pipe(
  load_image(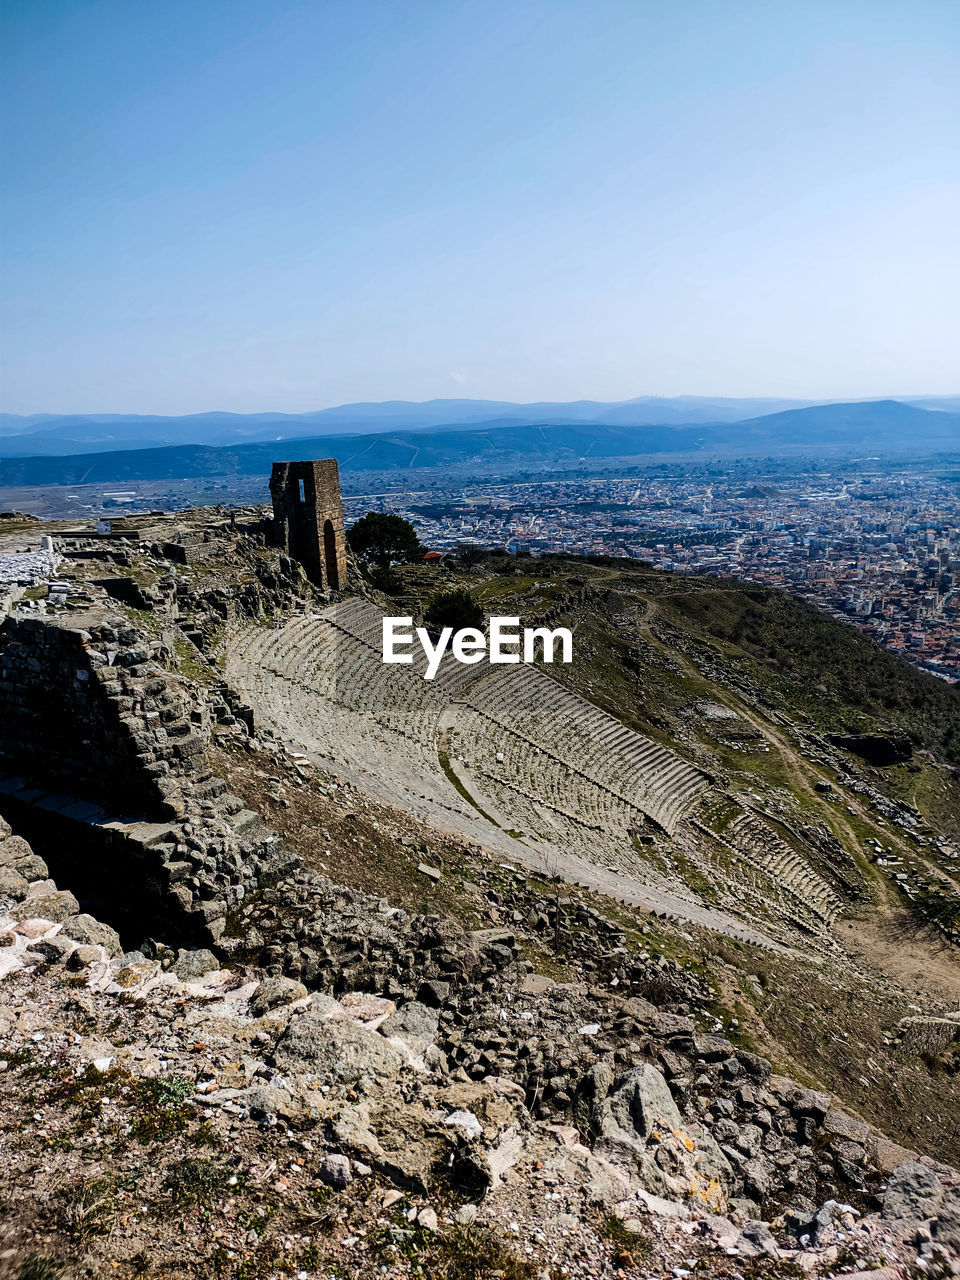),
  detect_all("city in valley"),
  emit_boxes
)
[5,458,960,682]
[352,467,960,683]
